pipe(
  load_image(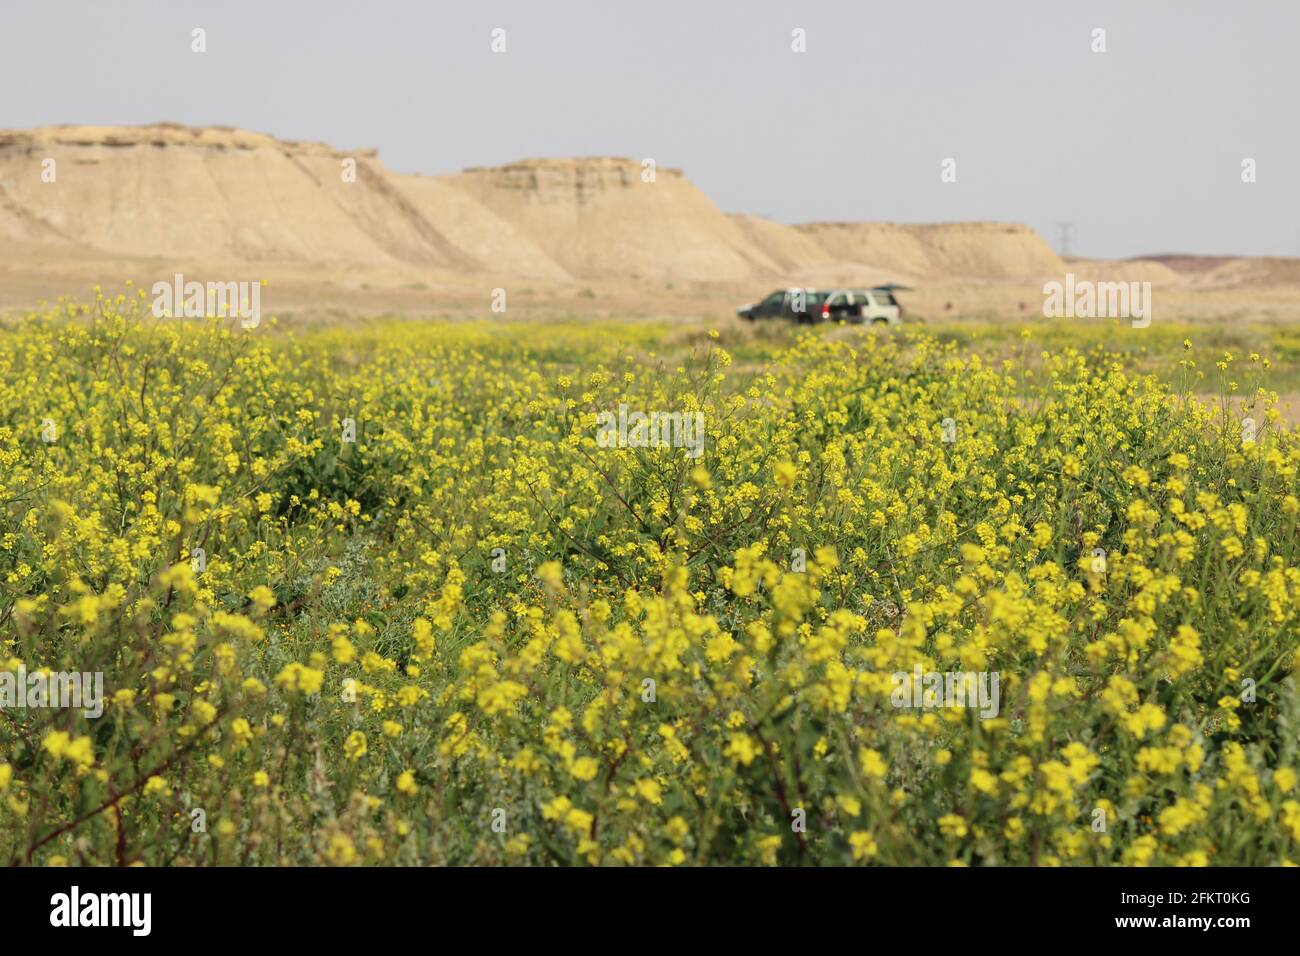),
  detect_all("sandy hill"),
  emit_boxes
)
[1190,257,1300,290]
[5,123,1285,294]
[1119,253,1300,290]
[1134,254,1237,275]
[1065,258,1184,285]
[795,222,1066,280]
